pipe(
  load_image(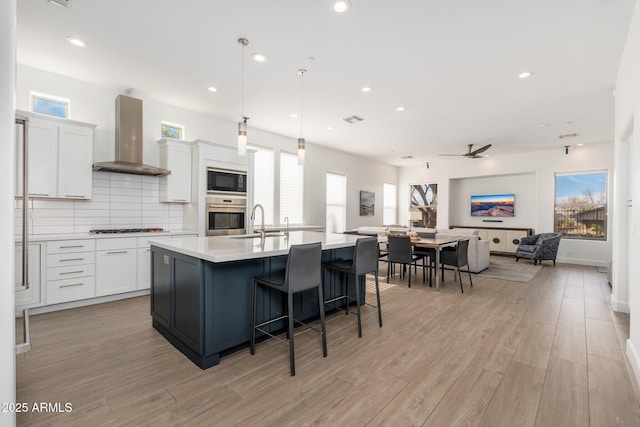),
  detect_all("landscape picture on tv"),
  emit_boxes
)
[471,193,515,217]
